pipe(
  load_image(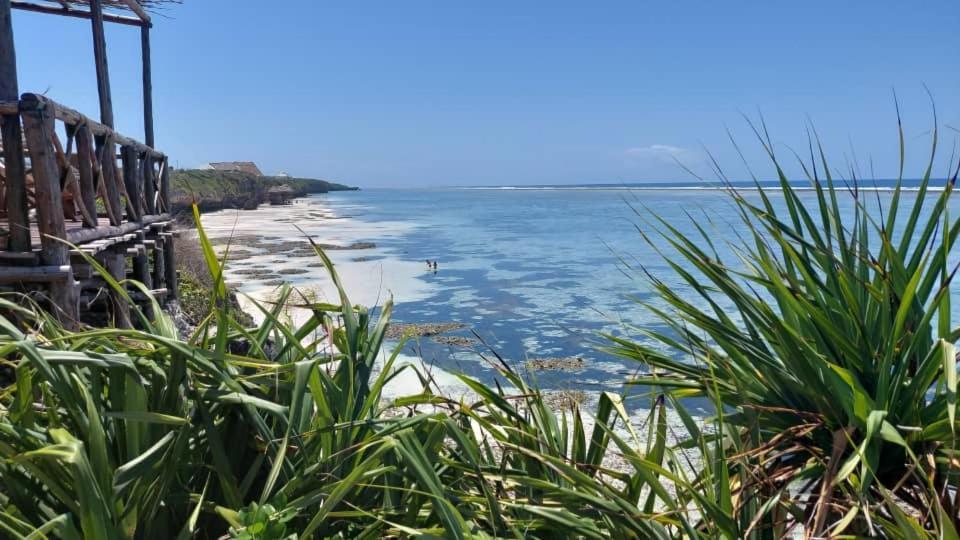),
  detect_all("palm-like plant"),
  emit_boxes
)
[609,114,960,537]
